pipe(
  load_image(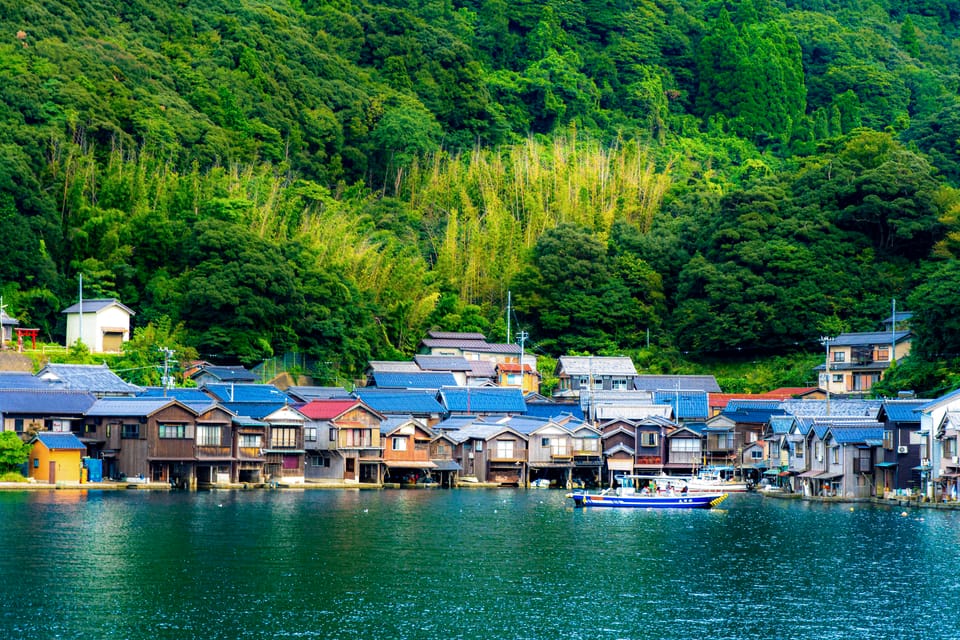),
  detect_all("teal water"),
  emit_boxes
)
[0,489,955,639]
